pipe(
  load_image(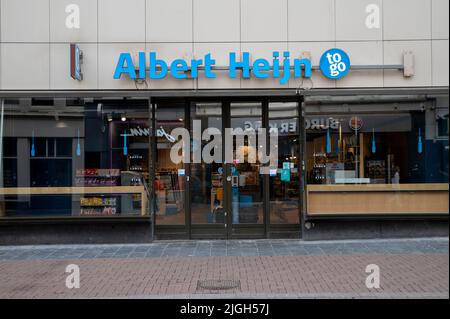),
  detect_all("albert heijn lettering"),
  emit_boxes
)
[114,48,351,83]
[113,51,313,85]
